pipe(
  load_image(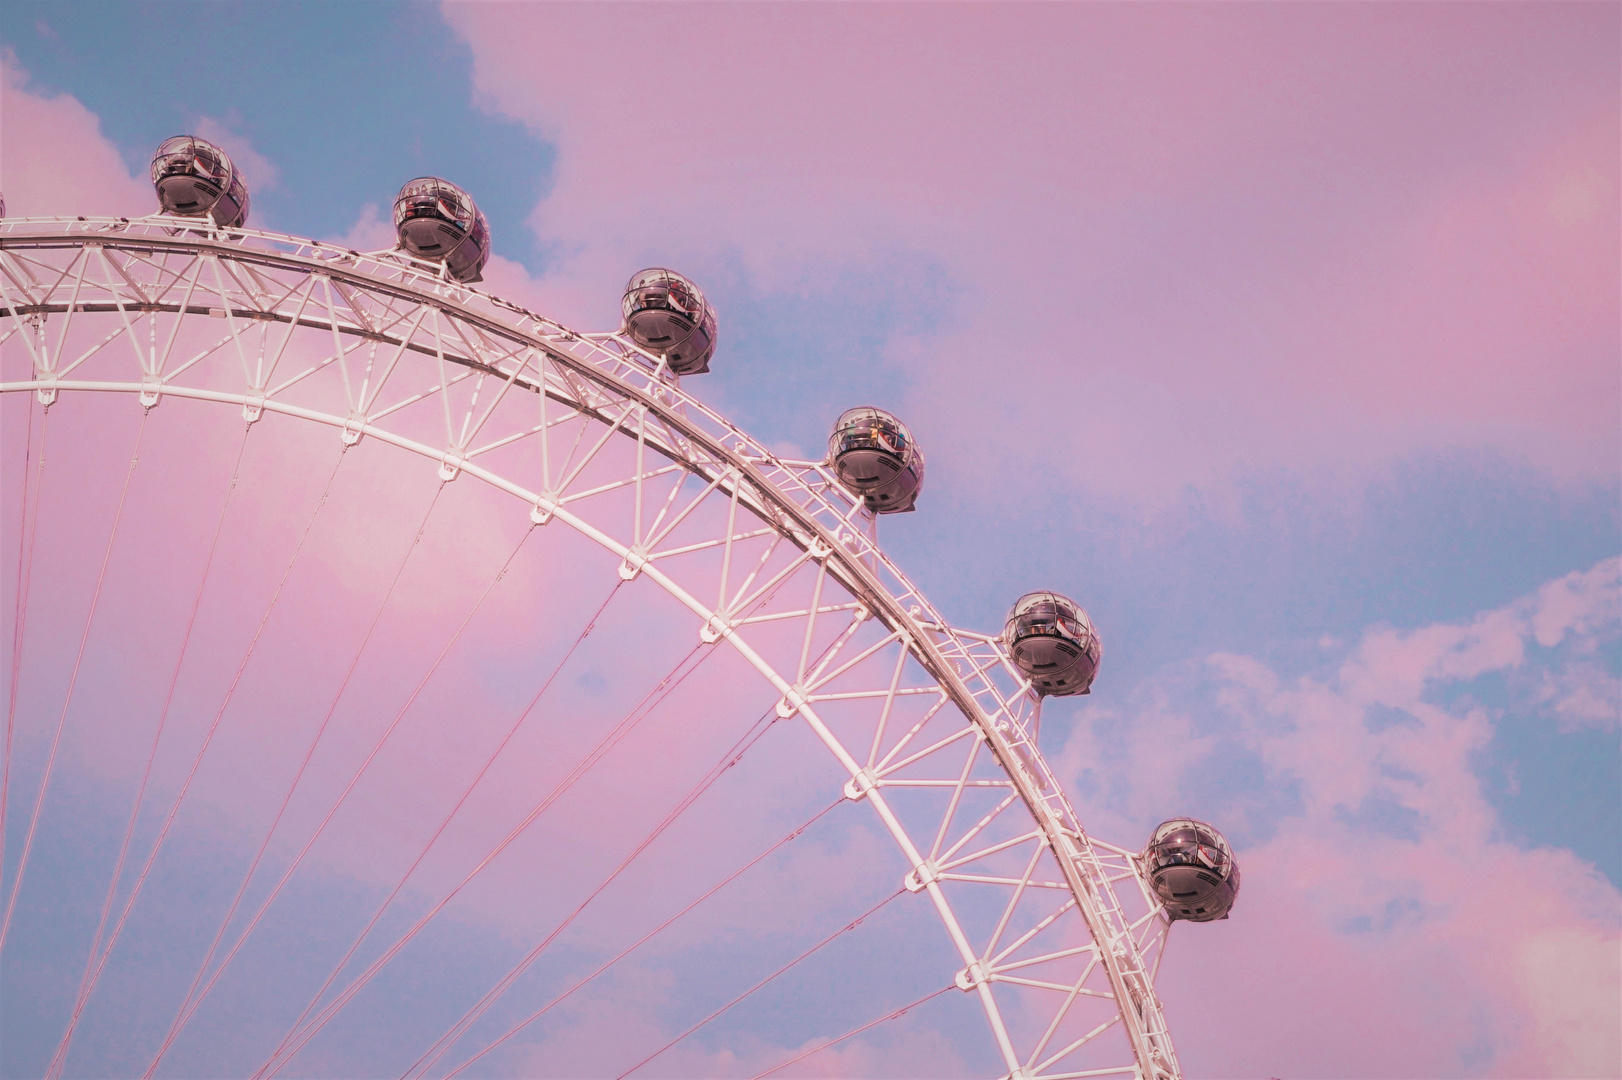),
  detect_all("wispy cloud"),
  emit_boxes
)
[1054,557,1621,1076]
